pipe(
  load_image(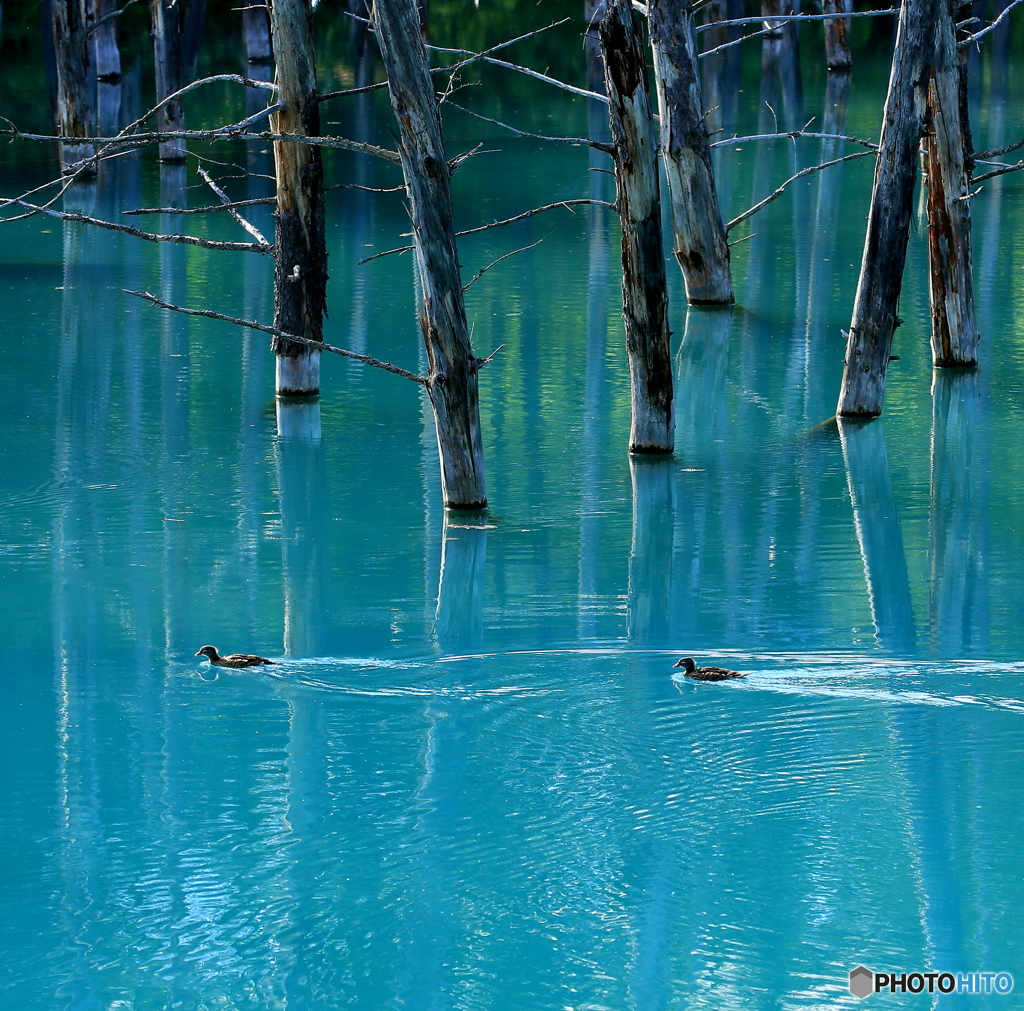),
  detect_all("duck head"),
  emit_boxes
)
[673,657,696,673]
[195,645,219,660]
